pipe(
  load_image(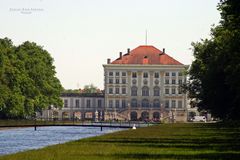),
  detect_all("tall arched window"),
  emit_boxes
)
[131,86,138,96]
[153,99,160,108]
[141,111,149,120]
[142,99,149,108]
[153,112,160,119]
[131,99,138,108]
[130,111,138,121]
[142,86,149,96]
[153,86,160,96]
